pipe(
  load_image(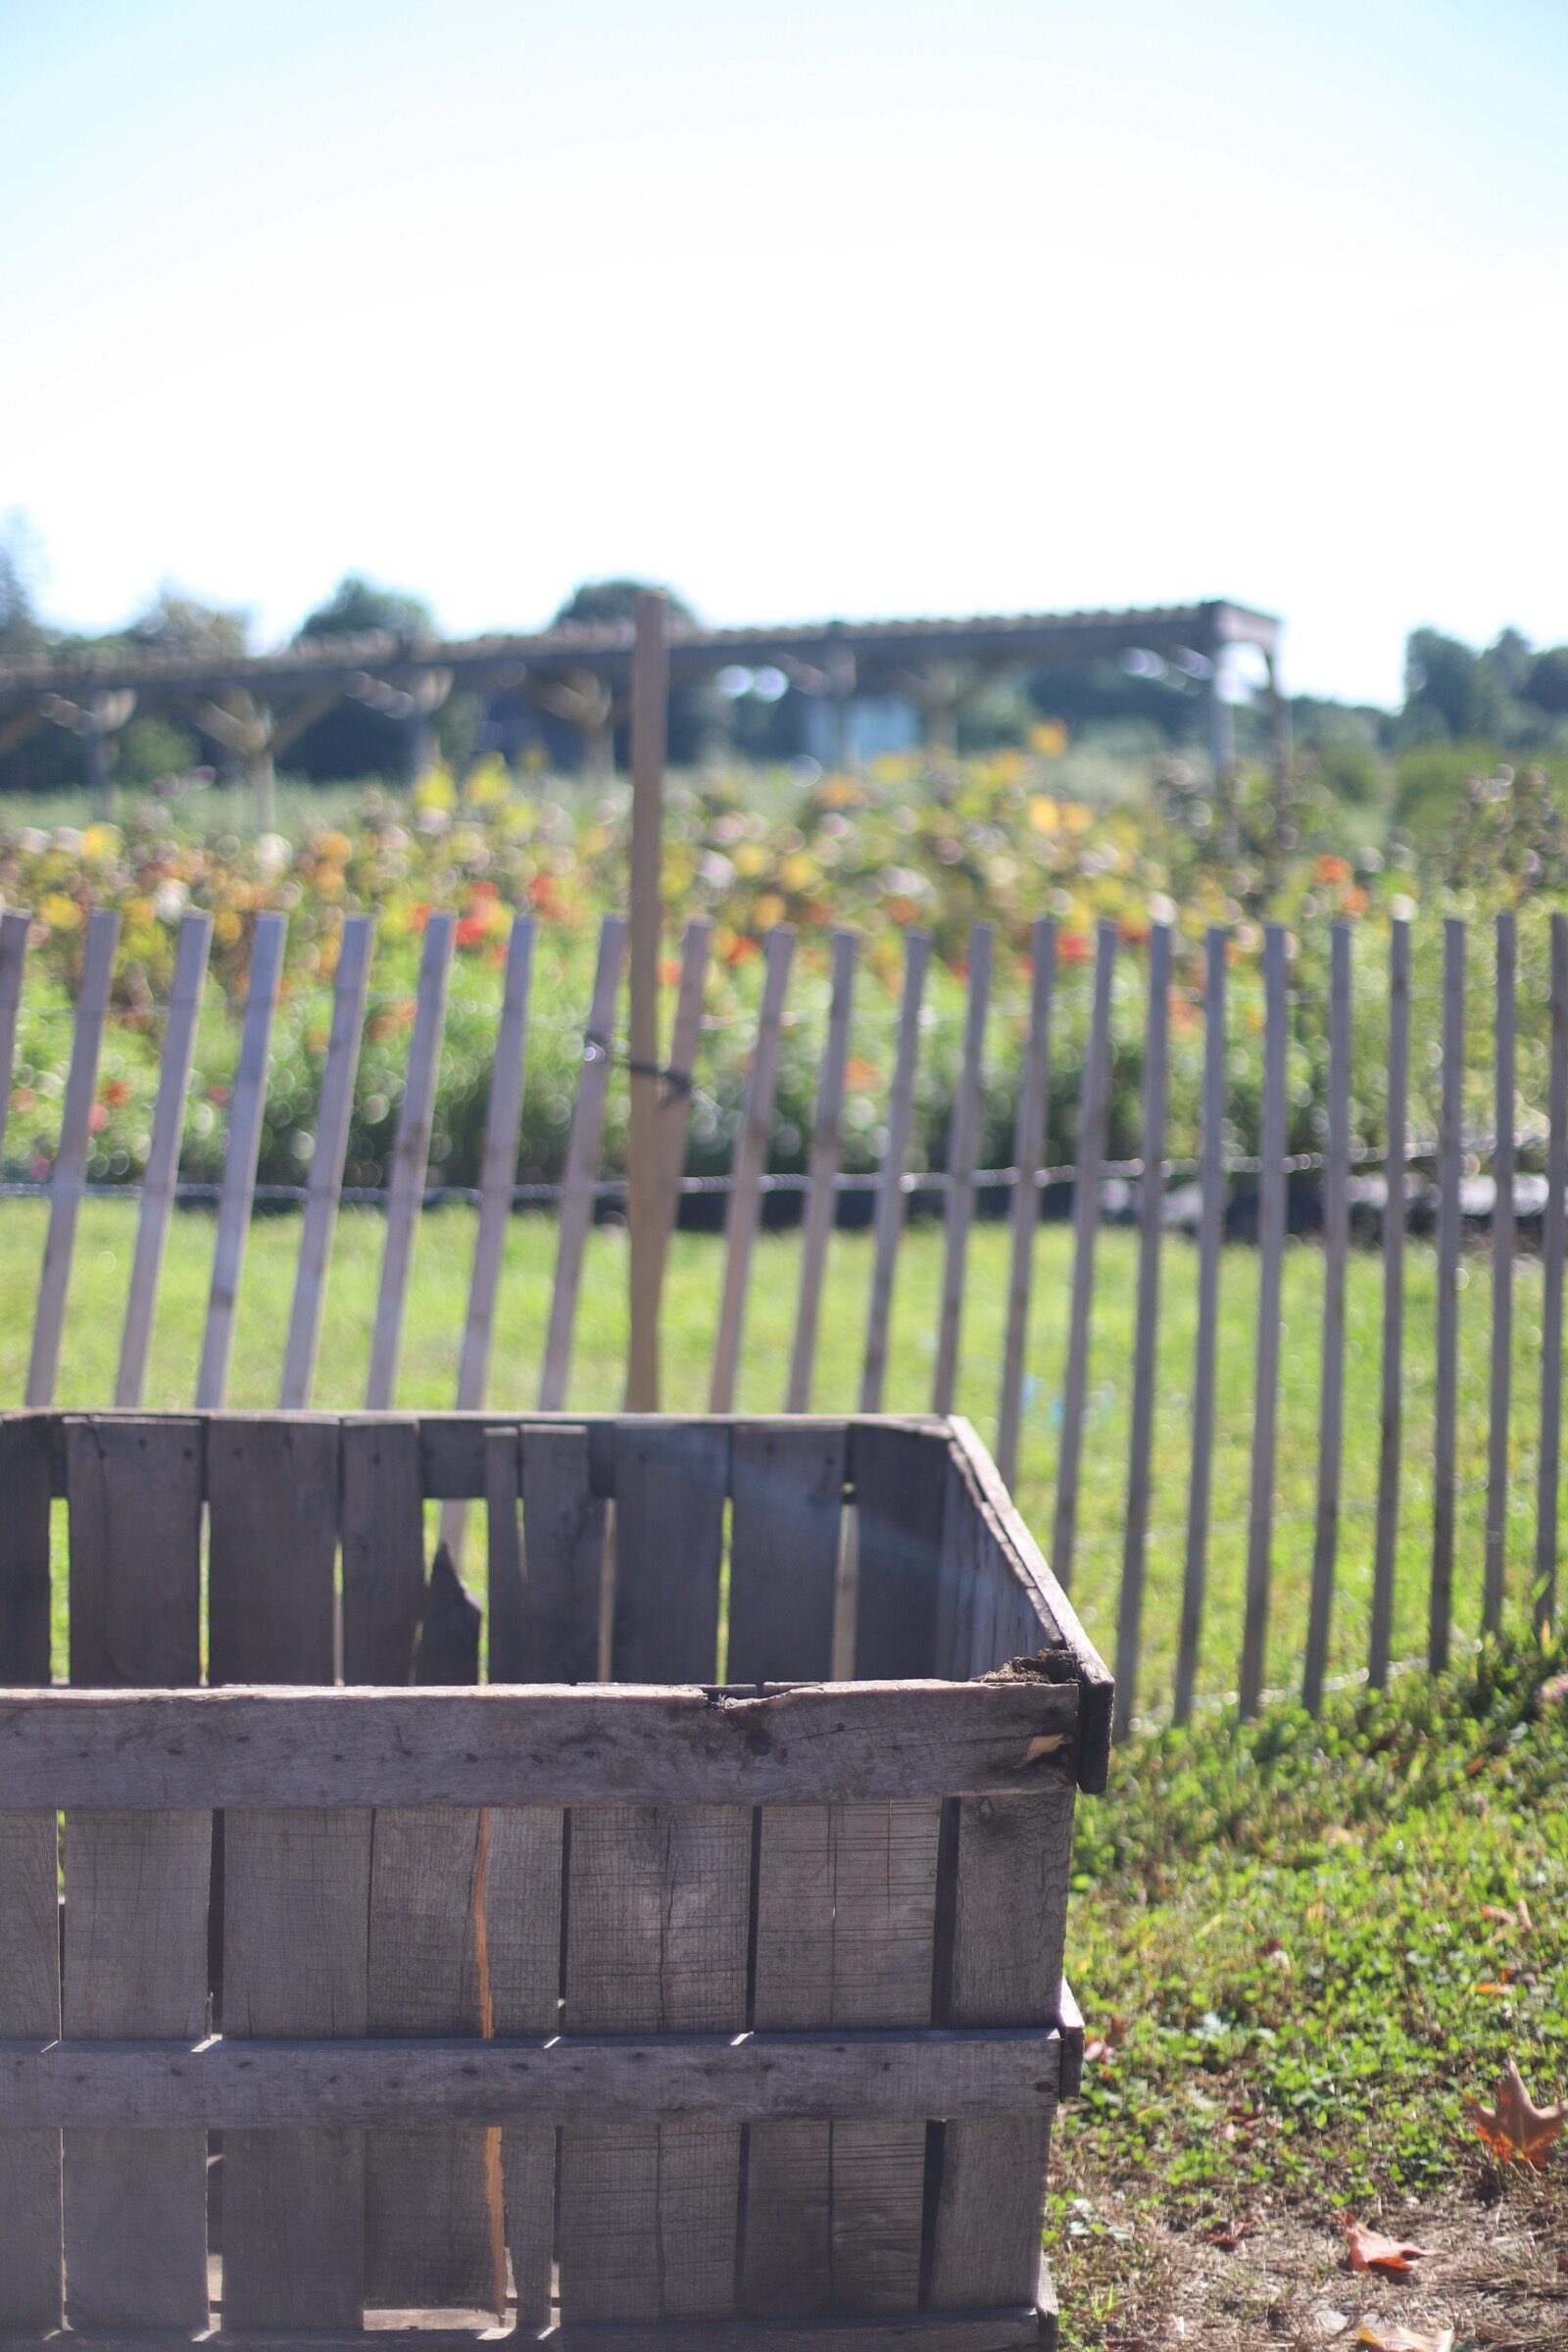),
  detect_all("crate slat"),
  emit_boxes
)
[0,1807,62,2328]
[221,1807,371,2328]
[66,1414,203,1691]
[485,1804,566,2328]
[612,1419,729,1681]
[39,2308,1047,2349]
[854,1422,950,1679]
[62,1807,210,2329]
[0,1411,54,1686]
[728,1422,847,1686]
[514,1421,609,1680]
[207,1415,341,1685]
[341,1414,427,1686]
